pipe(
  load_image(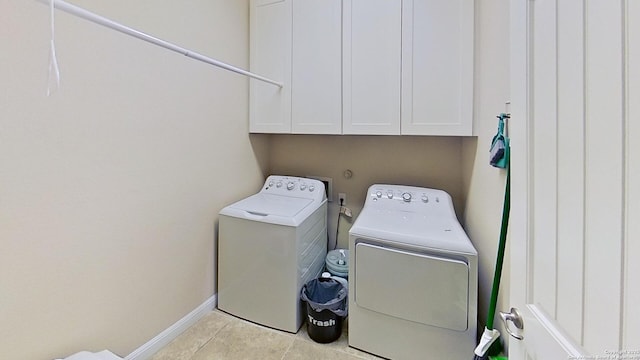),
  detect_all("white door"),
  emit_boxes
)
[508,0,639,359]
